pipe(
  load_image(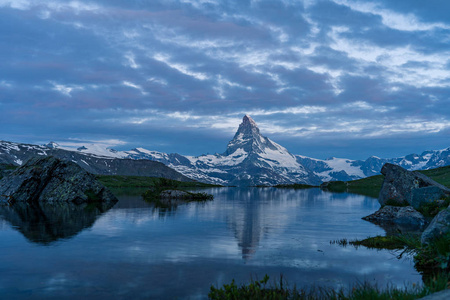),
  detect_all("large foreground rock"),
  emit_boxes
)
[421,207,450,244]
[419,289,450,300]
[379,163,450,209]
[0,156,117,204]
[362,205,427,229]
